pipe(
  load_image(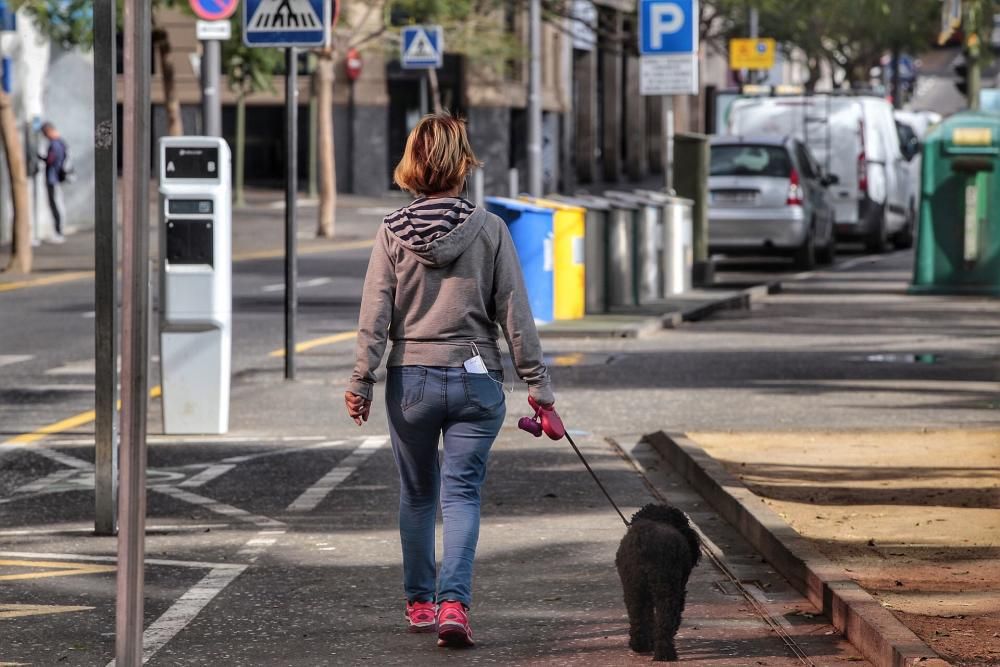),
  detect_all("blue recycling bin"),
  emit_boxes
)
[486,196,554,324]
